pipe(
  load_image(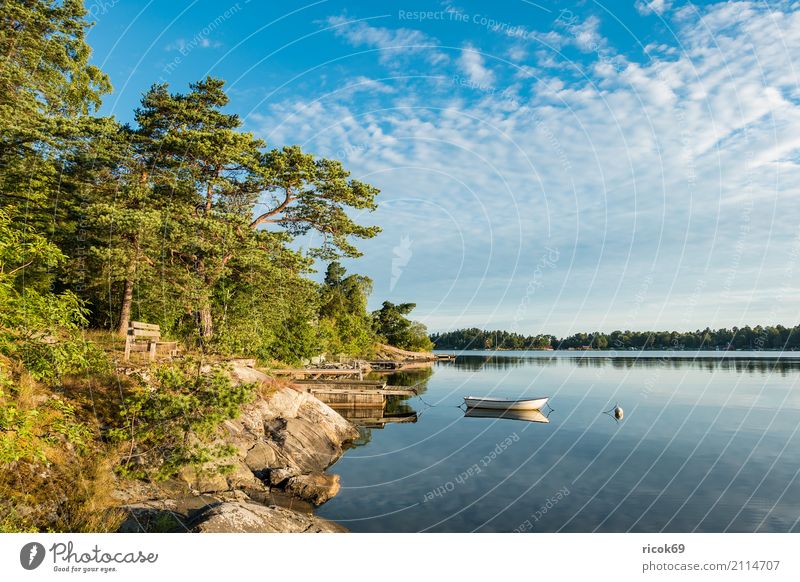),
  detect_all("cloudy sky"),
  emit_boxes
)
[88,0,800,336]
